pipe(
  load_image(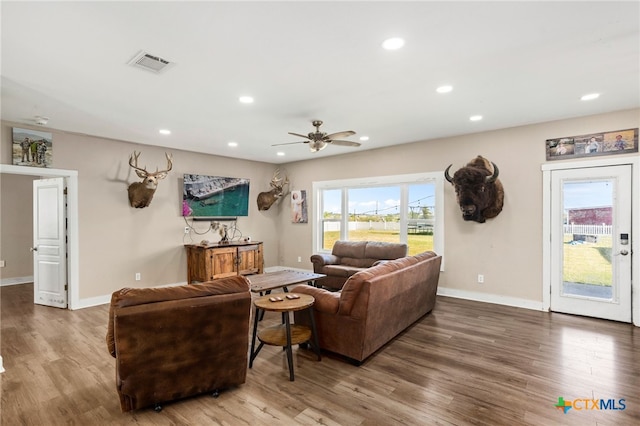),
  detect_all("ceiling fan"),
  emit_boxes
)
[273,120,360,152]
